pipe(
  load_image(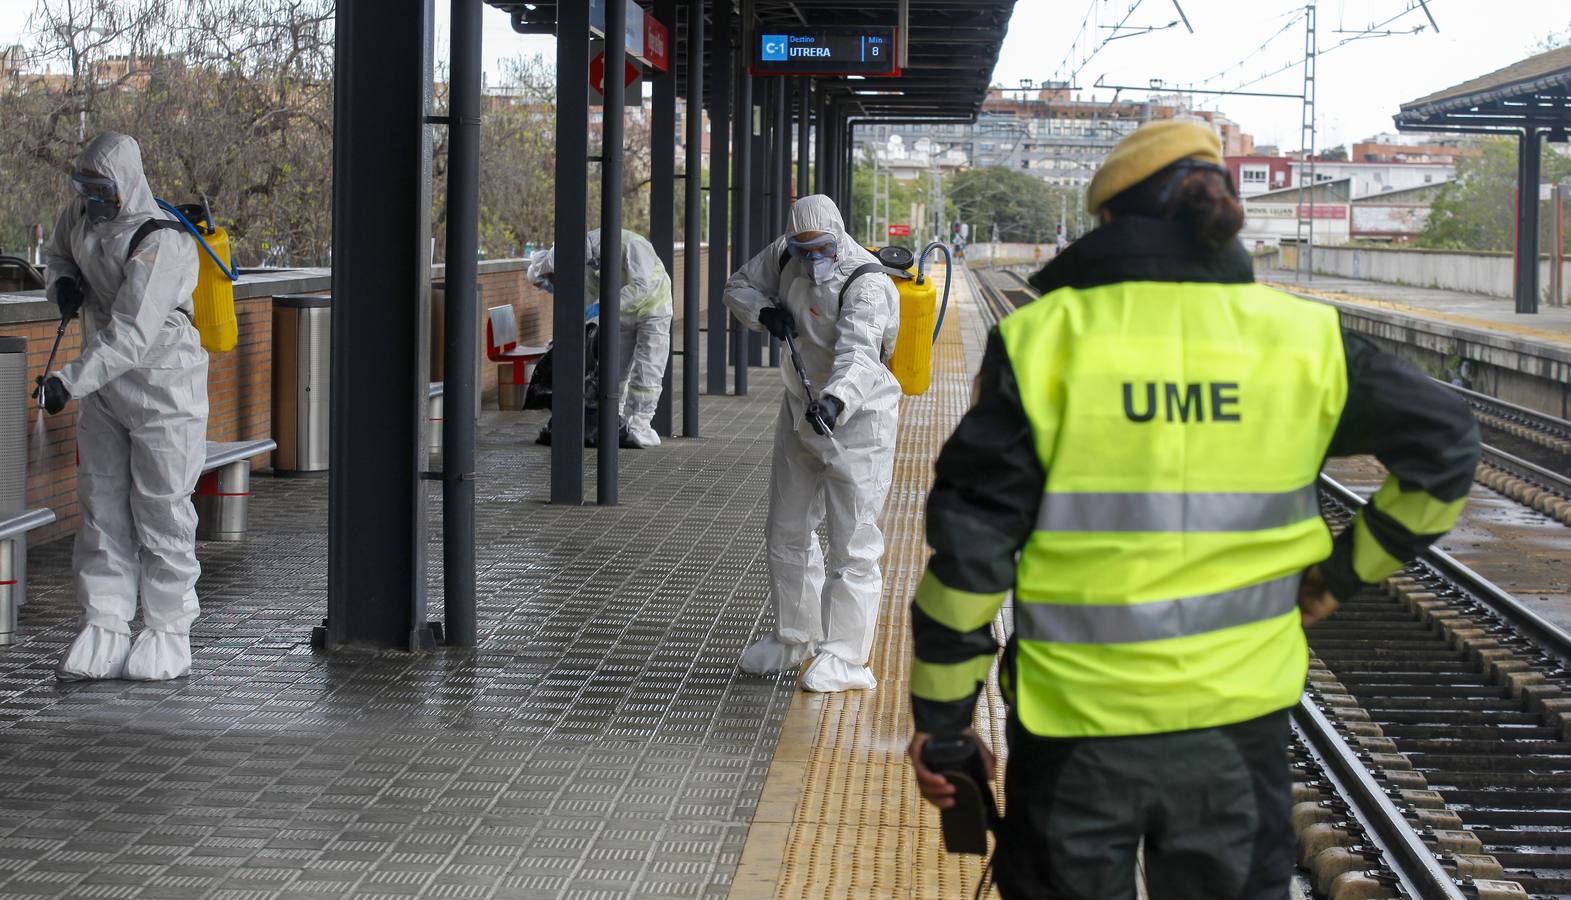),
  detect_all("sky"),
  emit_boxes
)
[0,0,1565,153]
